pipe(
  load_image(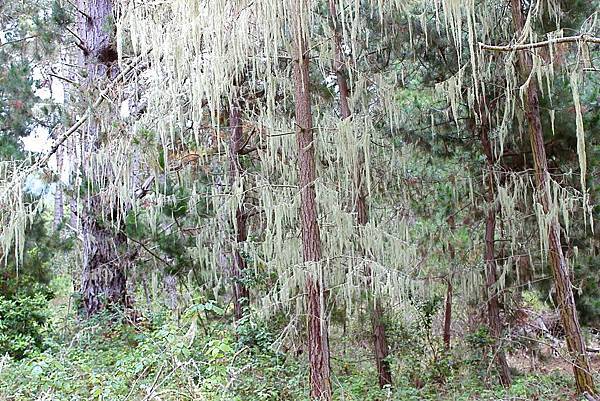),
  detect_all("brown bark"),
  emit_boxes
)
[444,216,456,352]
[479,106,512,388]
[292,3,332,400]
[81,216,129,315]
[77,0,129,316]
[442,278,452,351]
[371,300,392,388]
[229,100,250,320]
[509,0,595,394]
[328,0,392,388]
[483,209,512,388]
[77,0,117,78]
